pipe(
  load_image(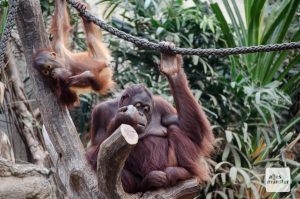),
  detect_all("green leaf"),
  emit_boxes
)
[286,159,300,167]
[104,3,119,19]
[225,130,233,143]
[261,0,291,44]
[156,27,164,35]
[0,4,8,35]
[221,172,226,184]
[229,166,237,183]
[237,168,251,187]
[222,0,244,46]
[232,147,241,167]
[259,0,299,81]
[230,0,247,43]
[247,0,266,45]
[206,192,212,199]
[215,161,233,170]
[277,51,300,82]
[232,133,242,150]
[211,3,236,47]
[215,191,228,199]
[222,144,231,161]
[282,71,300,94]
[244,0,253,26]
[144,0,152,9]
[210,173,220,186]
[280,115,300,135]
